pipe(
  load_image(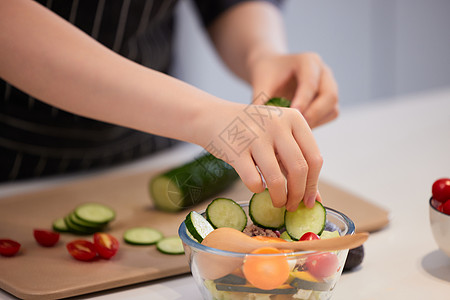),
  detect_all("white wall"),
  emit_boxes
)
[171,0,450,107]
